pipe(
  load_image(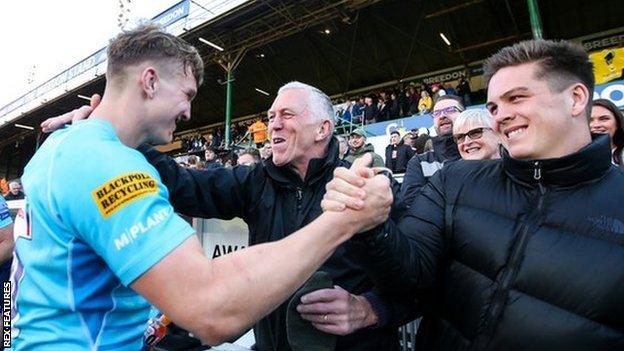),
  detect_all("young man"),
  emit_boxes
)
[12,24,391,350]
[322,39,624,350]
